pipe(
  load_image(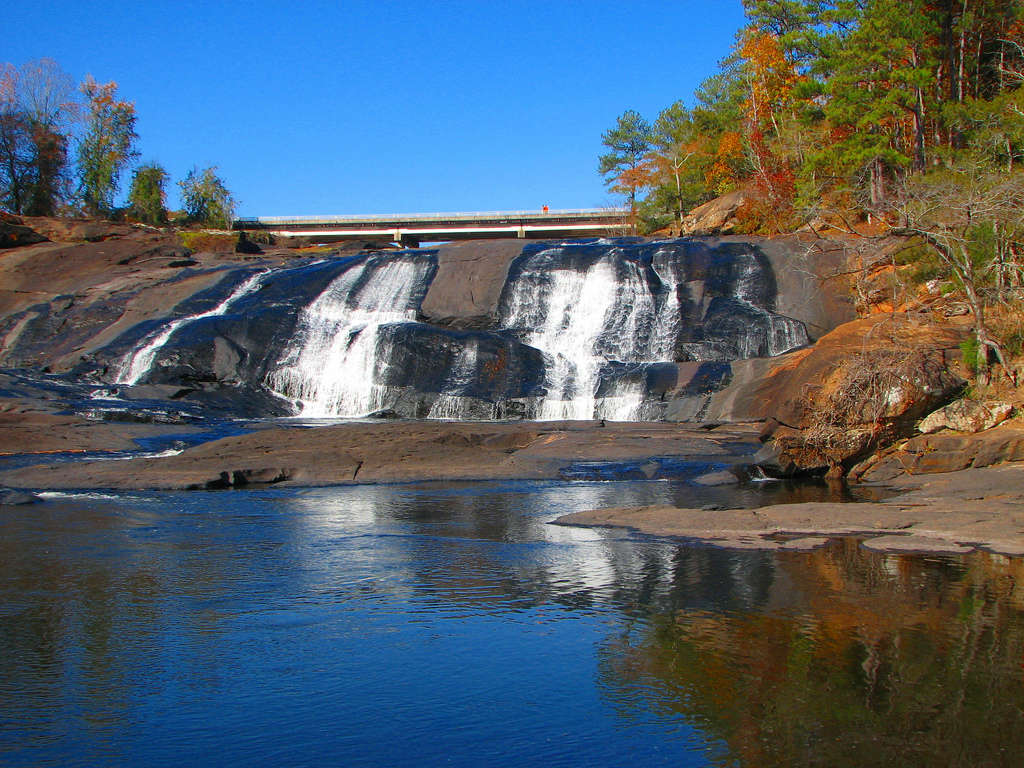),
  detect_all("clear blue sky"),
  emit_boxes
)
[7,0,747,216]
